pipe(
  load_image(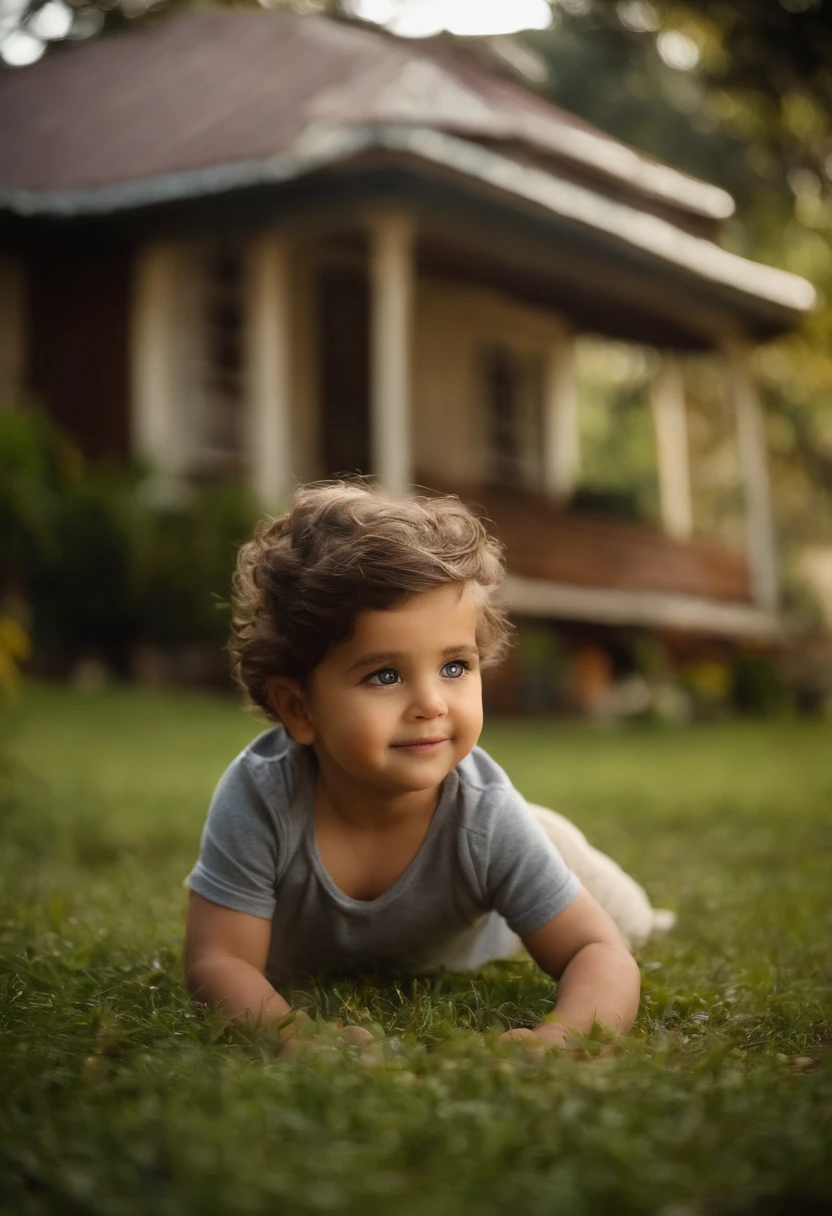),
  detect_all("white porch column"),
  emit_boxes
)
[131,242,187,502]
[246,233,293,510]
[542,322,579,500]
[370,213,414,498]
[724,339,779,611]
[651,355,693,540]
